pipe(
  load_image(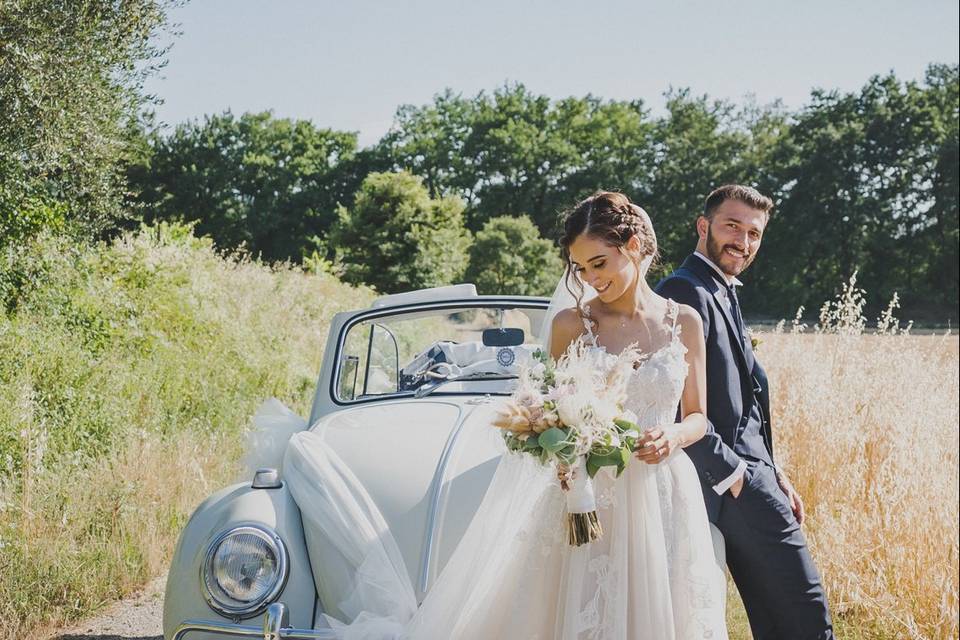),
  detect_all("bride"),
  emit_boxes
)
[281,191,727,639]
